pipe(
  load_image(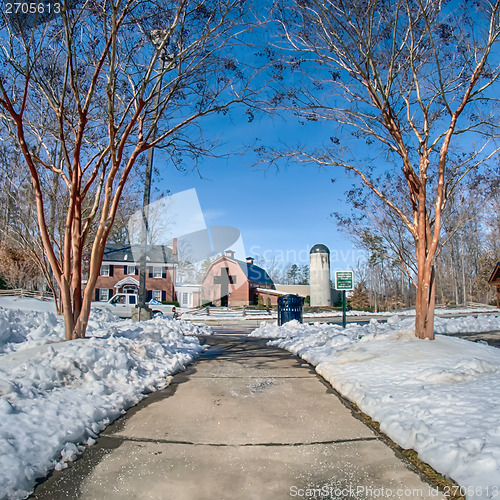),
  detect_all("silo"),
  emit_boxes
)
[310,244,331,307]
